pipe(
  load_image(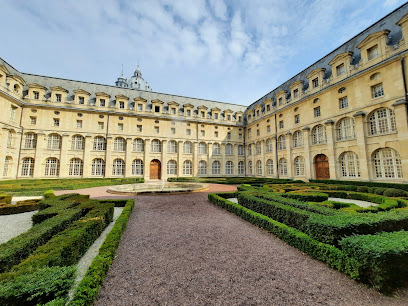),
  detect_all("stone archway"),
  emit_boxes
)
[150,159,161,180]
[314,154,330,179]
